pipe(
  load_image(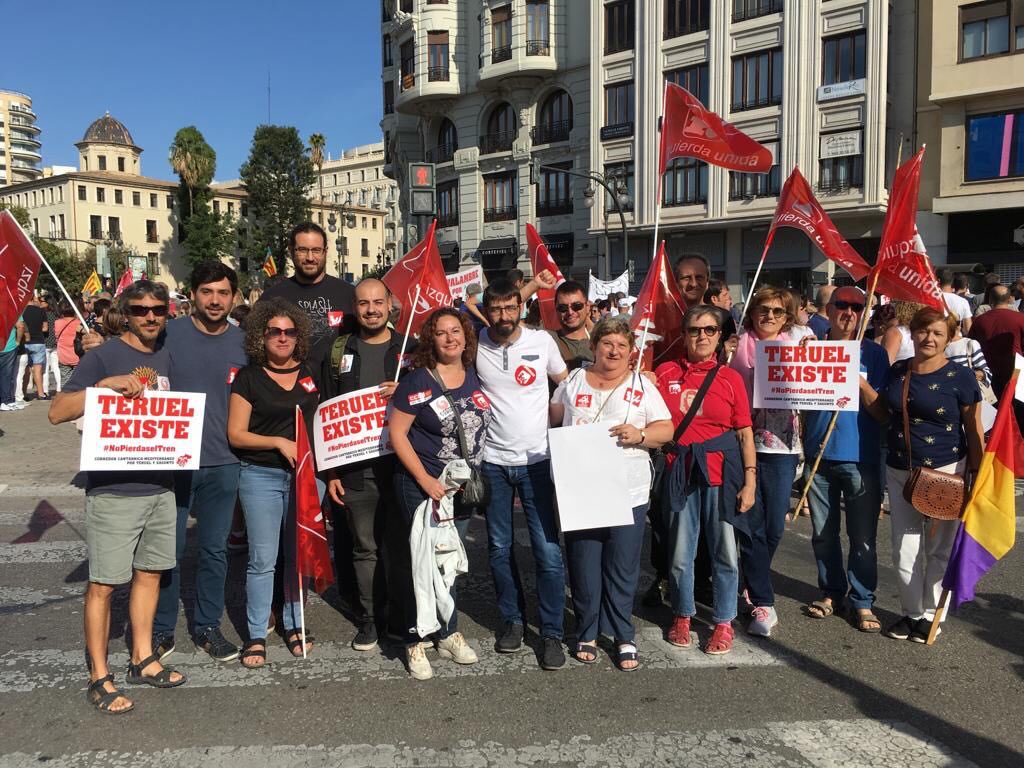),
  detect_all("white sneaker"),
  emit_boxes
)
[406,642,433,680]
[0,403,13,411]
[747,606,779,637]
[436,632,478,665]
